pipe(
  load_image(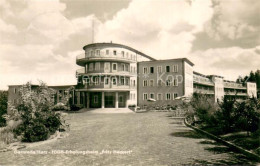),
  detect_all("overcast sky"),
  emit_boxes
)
[0,0,259,90]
